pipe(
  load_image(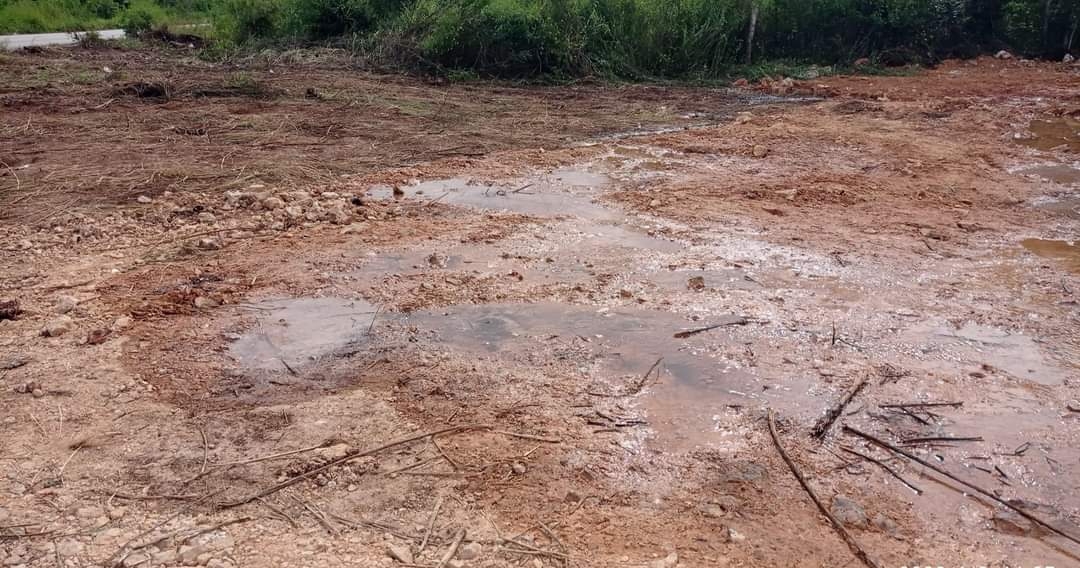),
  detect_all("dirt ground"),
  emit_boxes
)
[2,45,1079,568]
